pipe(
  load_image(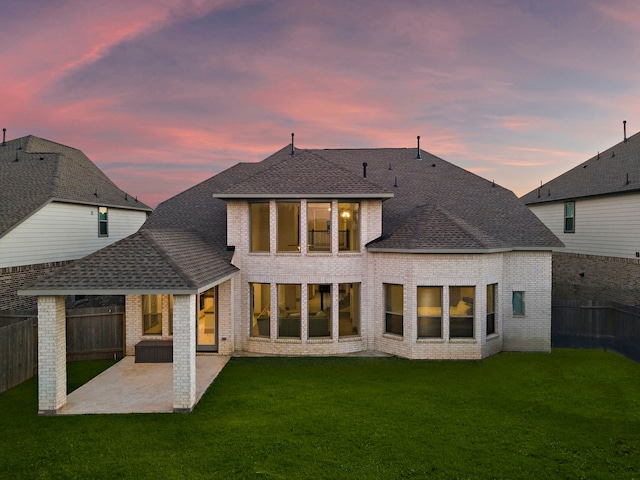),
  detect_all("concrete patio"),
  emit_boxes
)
[57,355,230,415]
